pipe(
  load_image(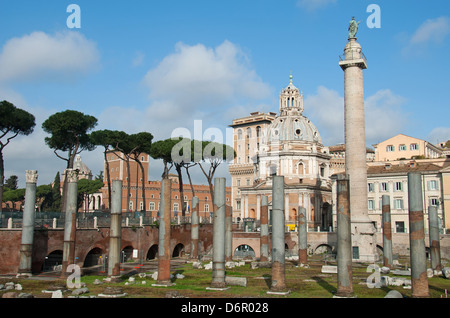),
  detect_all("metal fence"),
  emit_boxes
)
[0,211,215,229]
